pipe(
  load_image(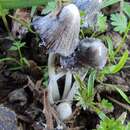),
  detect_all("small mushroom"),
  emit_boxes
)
[73,0,102,28]
[32,4,80,57]
[77,38,107,69]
